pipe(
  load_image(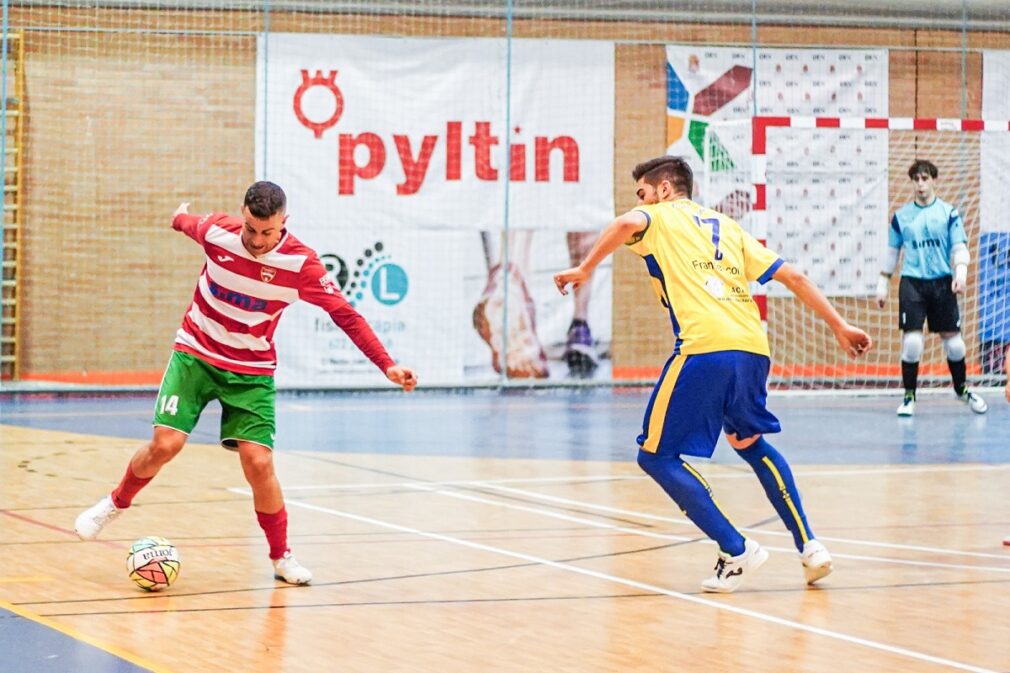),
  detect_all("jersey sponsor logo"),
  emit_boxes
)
[911,238,942,250]
[691,258,742,275]
[260,266,277,283]
[208,279,268,312]
[704,276,726,298]
[217,254,235,263]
